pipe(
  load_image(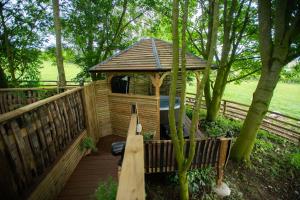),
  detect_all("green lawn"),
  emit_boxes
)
[187,80,300,118]
[39,61,299,118]
[40,60,81,81]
